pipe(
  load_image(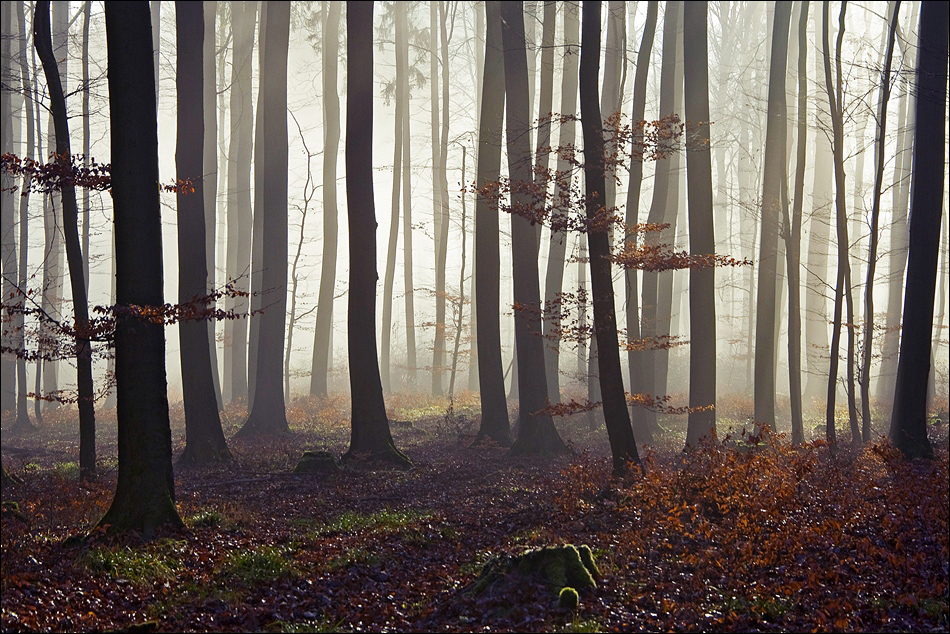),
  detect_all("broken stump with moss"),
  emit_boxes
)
[470,544,599,607]
[293,451,341,474]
